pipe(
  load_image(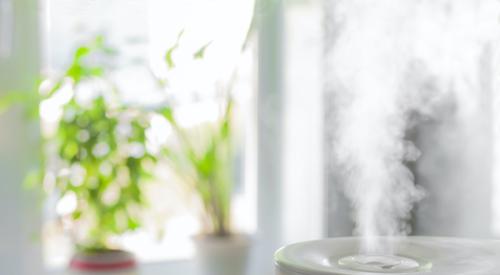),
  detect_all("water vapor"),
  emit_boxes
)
[327,0,500,254]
